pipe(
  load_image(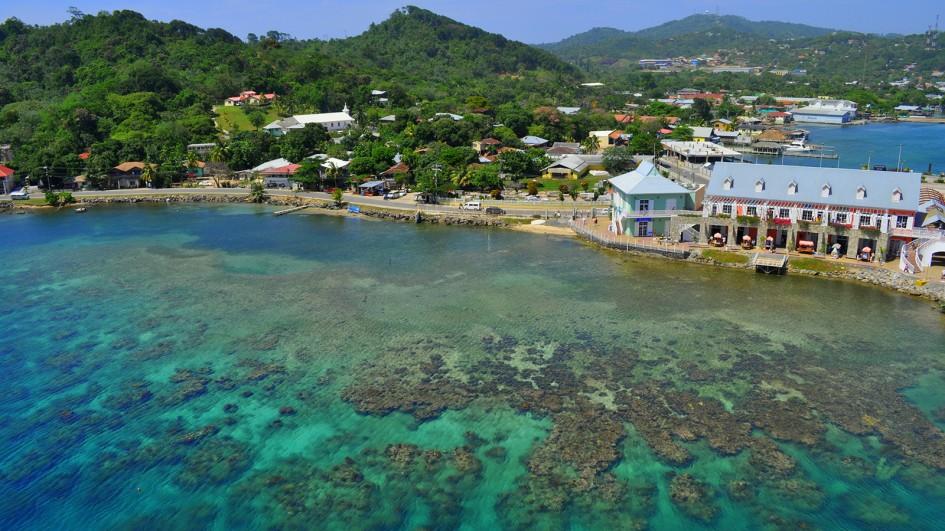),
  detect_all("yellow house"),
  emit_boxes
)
[541,155,588,179]
[712,118,734,131]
